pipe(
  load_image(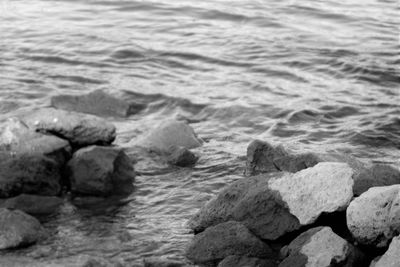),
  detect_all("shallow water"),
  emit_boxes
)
[0,0,399,265]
